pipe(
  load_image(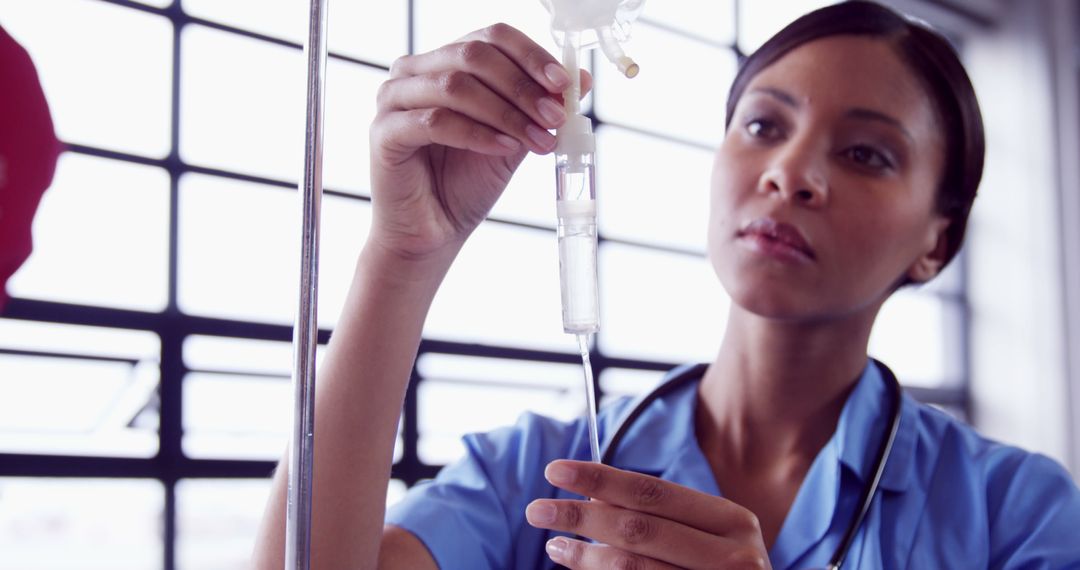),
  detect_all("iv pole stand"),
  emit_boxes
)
[286,0,329,568]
